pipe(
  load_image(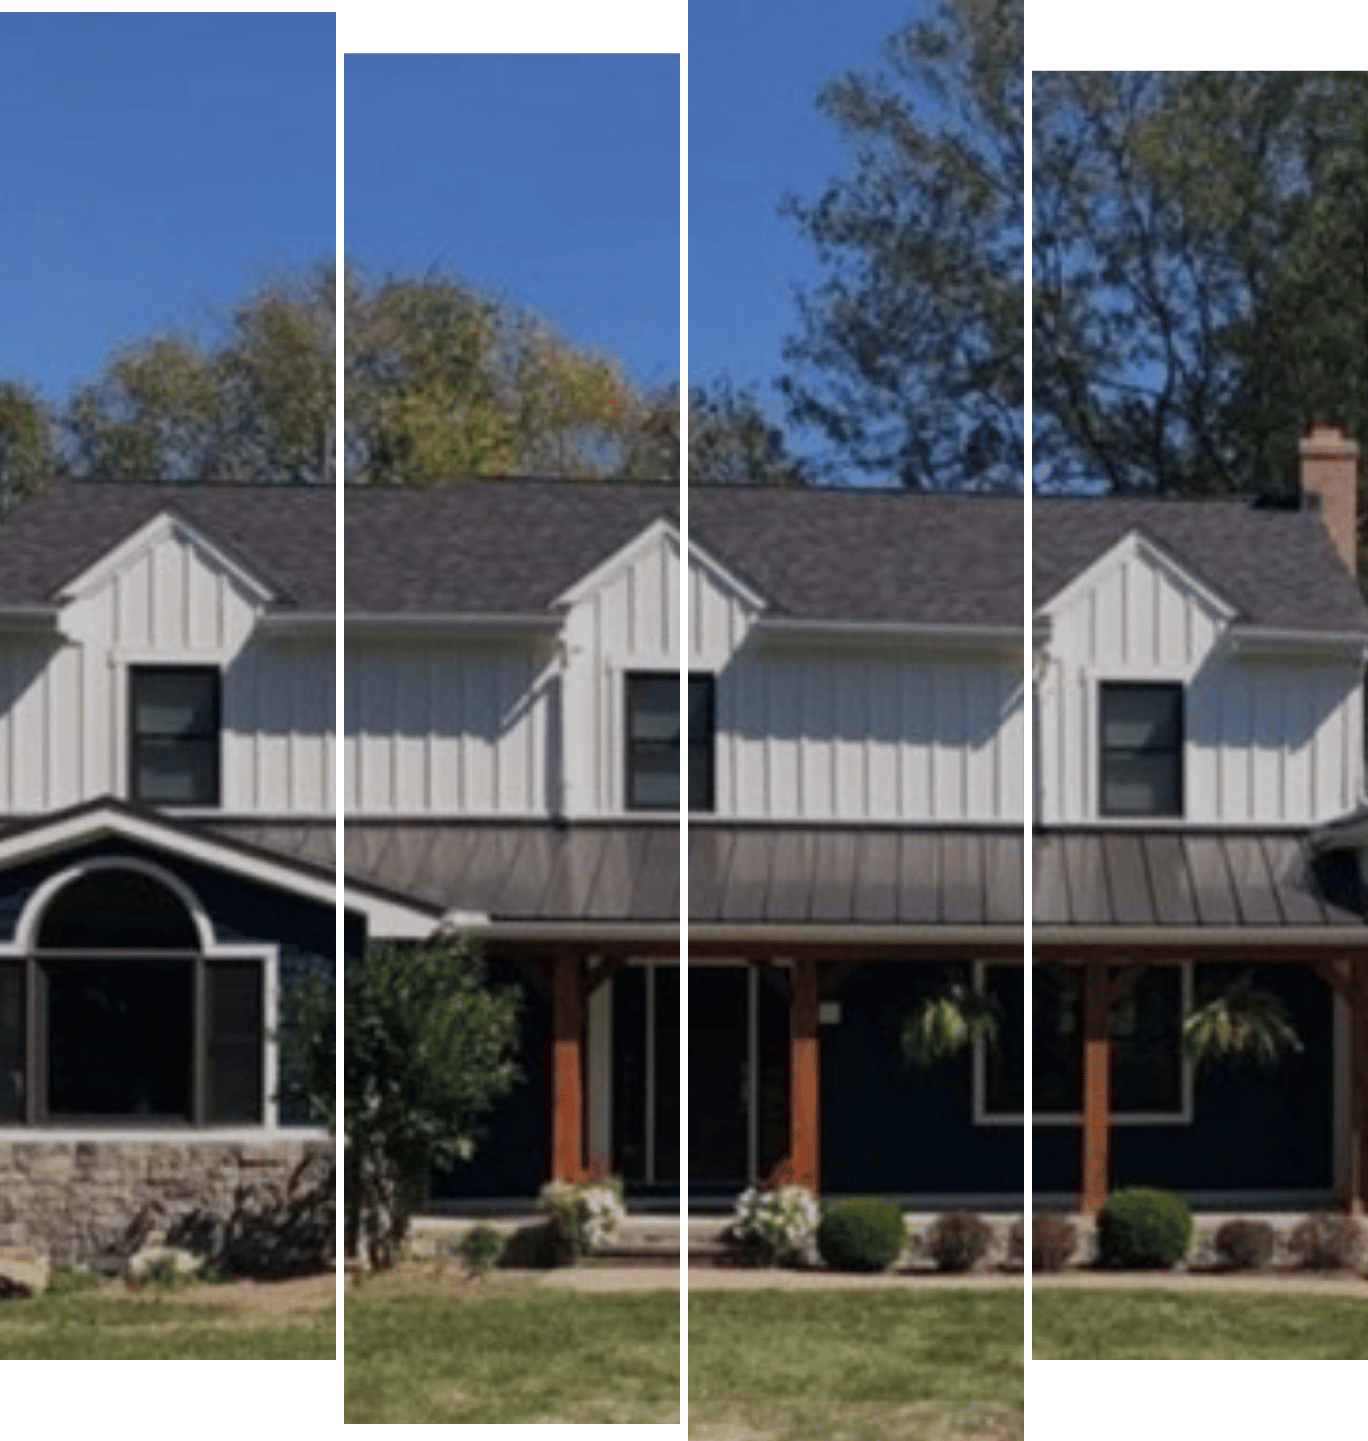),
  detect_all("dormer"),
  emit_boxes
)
[58,508,281,657]
[555,517,766,818]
